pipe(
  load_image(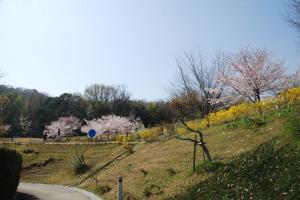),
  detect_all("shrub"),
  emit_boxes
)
[195,160,223,173]
[138,127,162,141]
[0,147,22,200]
[140,169,148,177]
[123,192,140,200]
[72,155,89,175]
[23,148,37,154]
[115,135,134,143]
[237,117,266,130]
[143,184,163,197]
[166,168,177,176]
[124,143,135,154]
[94,184,111,195]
